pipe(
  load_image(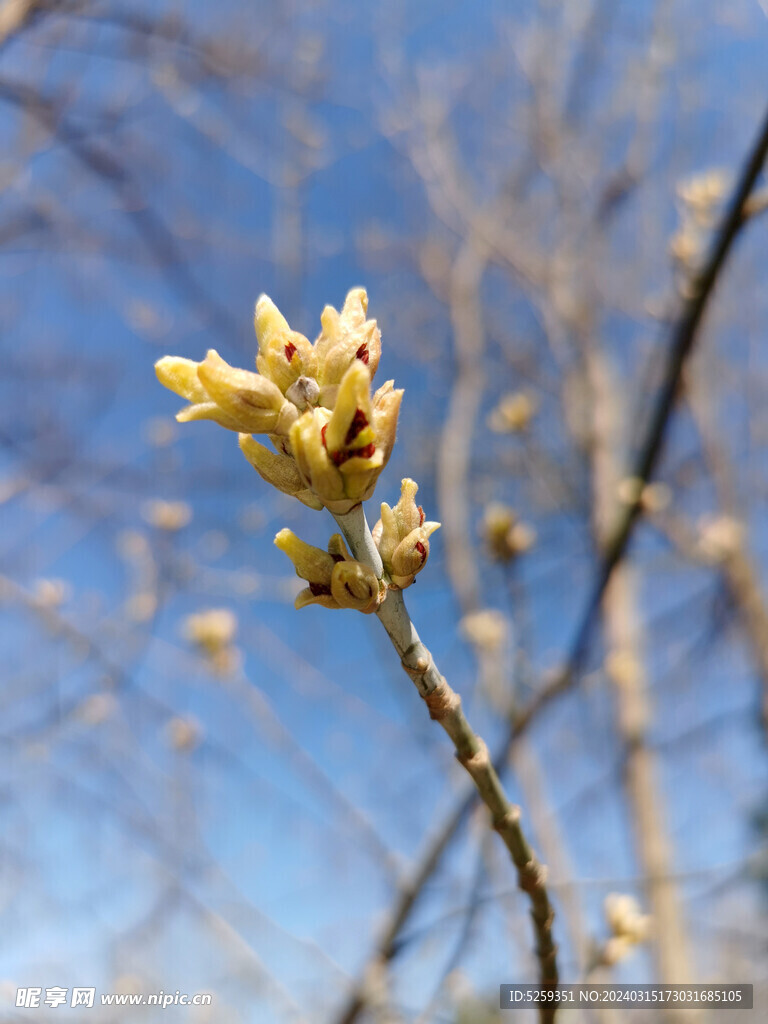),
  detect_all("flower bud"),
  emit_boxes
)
[275,529,384,613]
[255,295,317,393]
[155,356,208,403]
[388,524,440,588]
[156,288,398,511]
[196,349,287,433]
[315,288,381,406]
[482,503,536,562]
[239,434,323,510]
[330,559,383,614]
[488,391,538,433]
[157,348,290,435]
[604,893,651,944]
[371,380,403,466]
[289,365,398,513]
[373,478,440,589]
[289,409,350,512]
[325,361,376,456]
[274,528,337,609]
